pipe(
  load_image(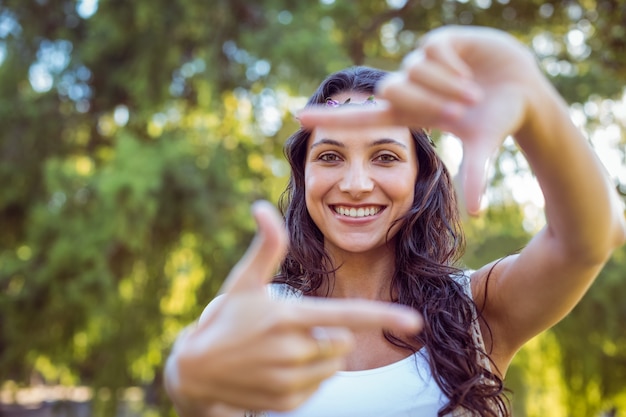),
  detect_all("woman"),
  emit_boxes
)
[165,26,626,416]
